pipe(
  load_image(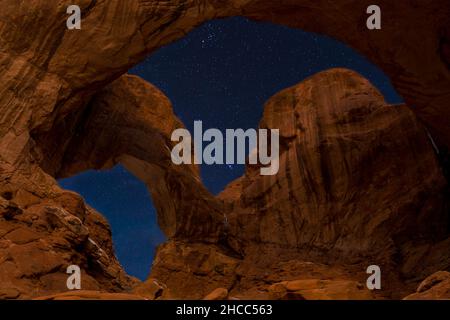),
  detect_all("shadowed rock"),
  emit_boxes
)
[1,0,450,299]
